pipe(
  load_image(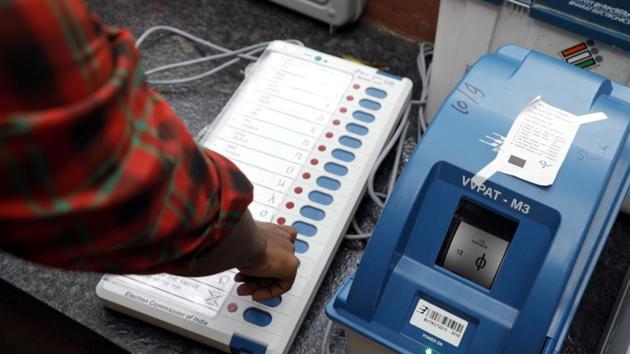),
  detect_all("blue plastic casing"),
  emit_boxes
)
[326,45,630,354]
